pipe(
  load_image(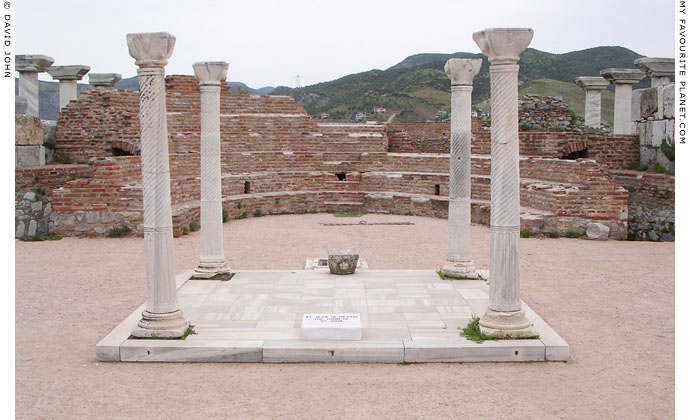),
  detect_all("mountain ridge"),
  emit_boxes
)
[272,46,649,122]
